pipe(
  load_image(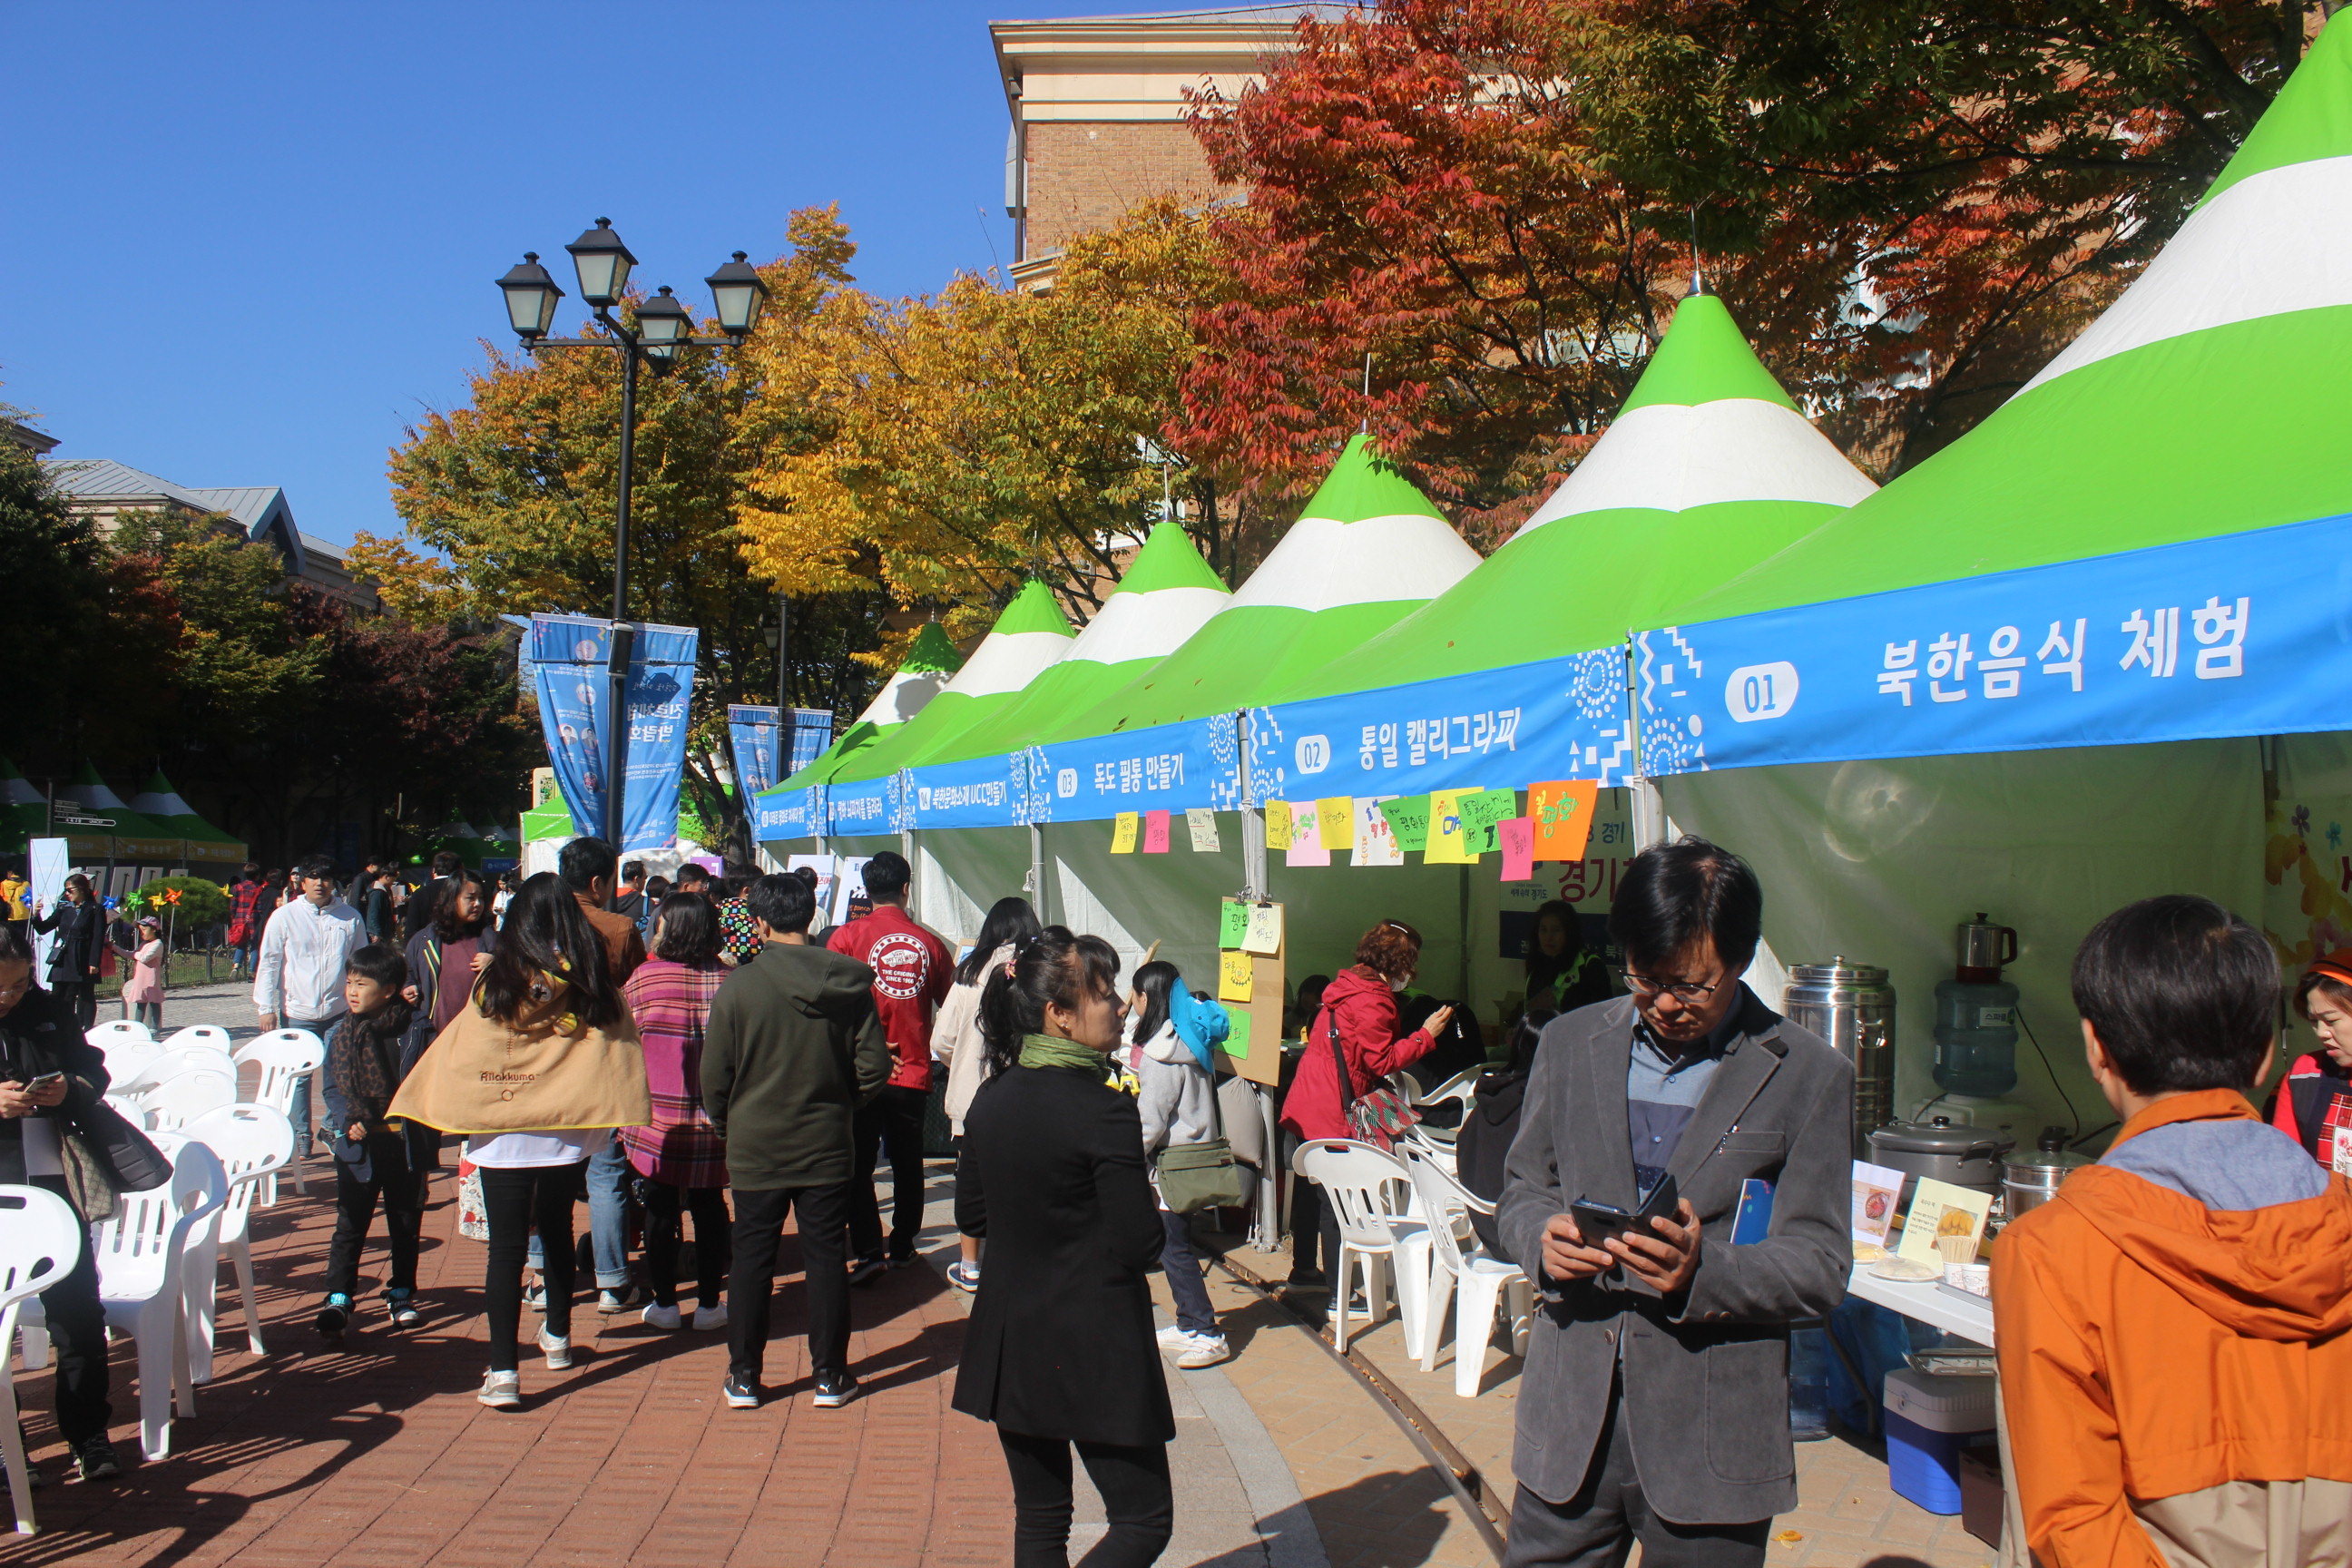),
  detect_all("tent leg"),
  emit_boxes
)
[1256,1083,1281,1250]
[1630,776,1668,851]
[902,829,918,922]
